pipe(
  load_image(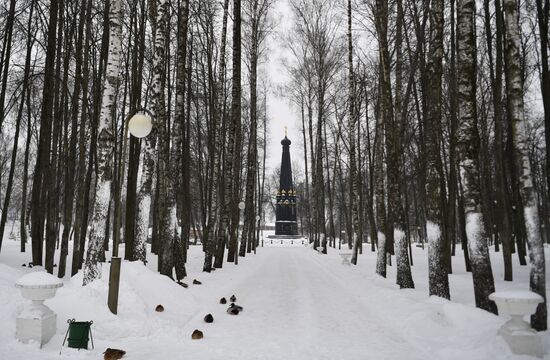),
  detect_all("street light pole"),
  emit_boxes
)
[113,109,154,257]
[108,109,153,315]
